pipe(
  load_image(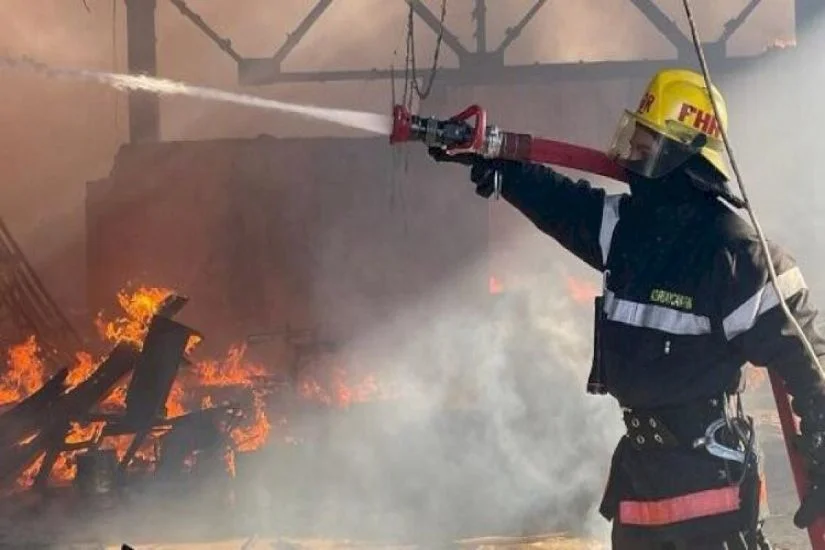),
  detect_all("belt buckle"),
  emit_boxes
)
[692,418,746,463]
